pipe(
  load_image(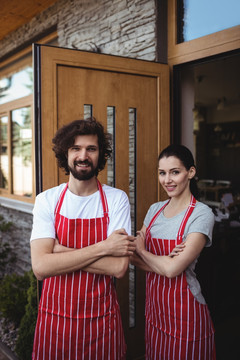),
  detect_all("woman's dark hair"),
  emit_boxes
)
[52,117,112,175]
[158,144,199,199]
